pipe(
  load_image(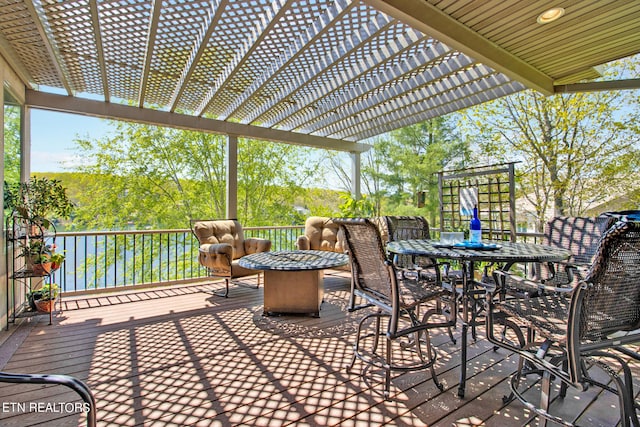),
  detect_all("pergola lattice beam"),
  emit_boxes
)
[219,0,357,121]
[137,0,163,107]
[324,61,506,135]
[26,90,370,153]
[25,0,73,95]
[267,25,425,129]
[0,33,32,87]
[291,41,458,132]
[195,0,296,117]
[369,0,554,95]
[347,80,525,140]
[167,0,227,112]
[89,0,109,102]
[334,74,514,138]
[321,55,493,134]
[246,11,397,125]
